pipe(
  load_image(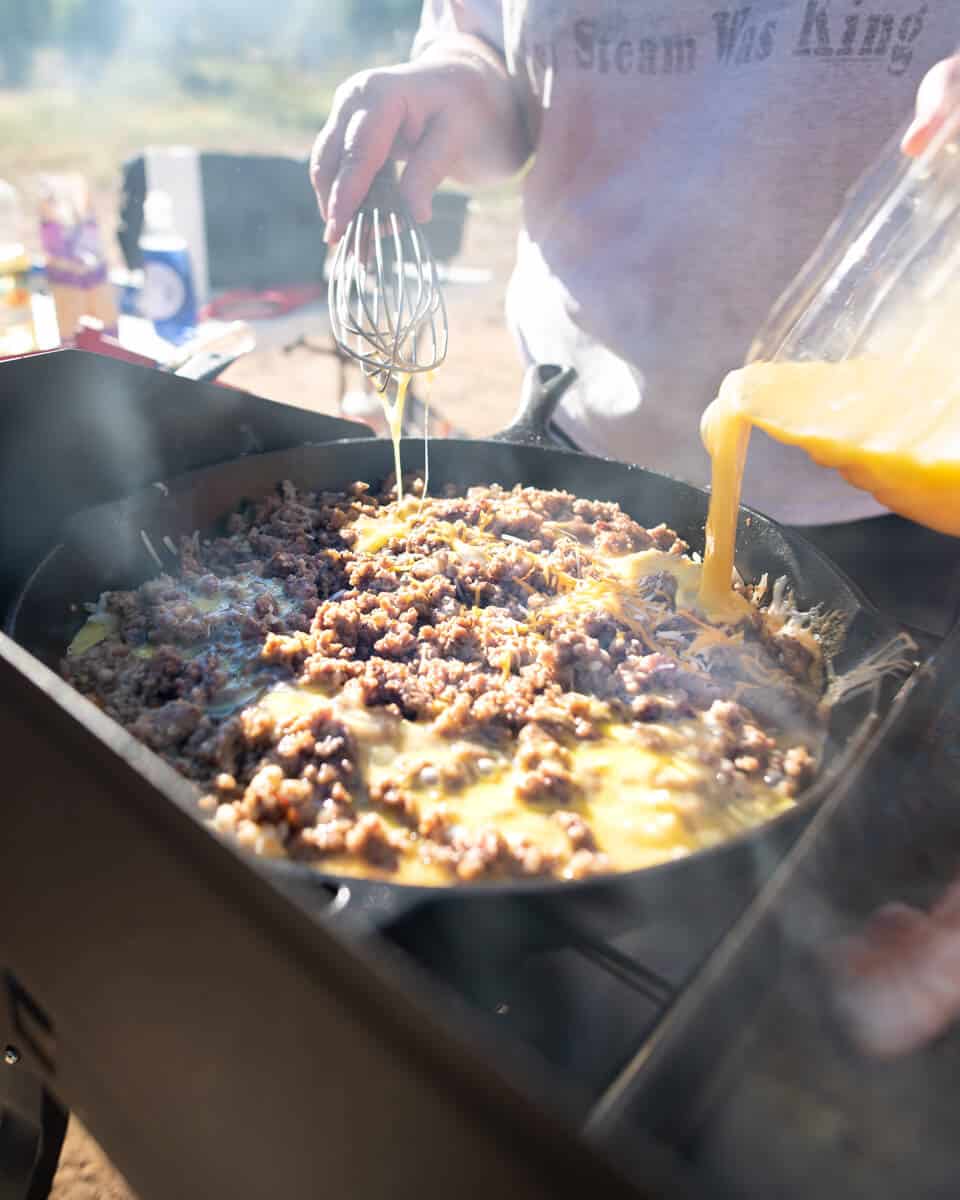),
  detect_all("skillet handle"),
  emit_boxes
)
[898,620,941,661]
[171,321,258,384]
[492,364,578,447]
